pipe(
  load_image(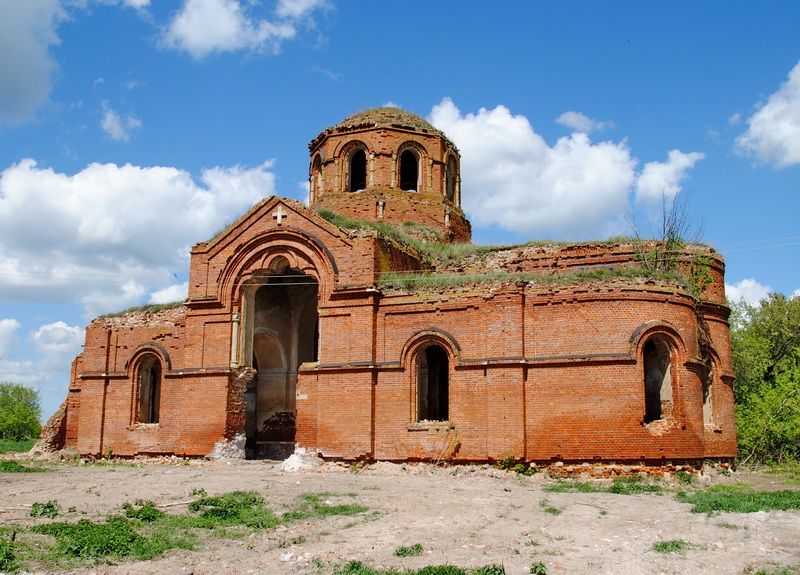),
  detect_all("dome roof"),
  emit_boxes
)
[334,107,440,133]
